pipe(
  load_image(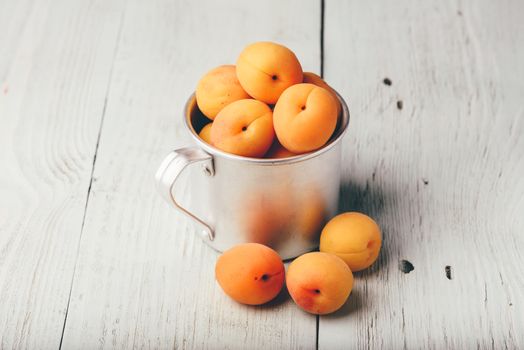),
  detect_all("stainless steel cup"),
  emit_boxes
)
[155,93,349,260]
